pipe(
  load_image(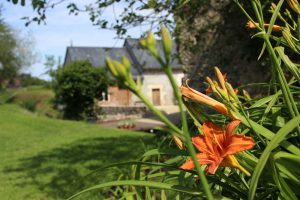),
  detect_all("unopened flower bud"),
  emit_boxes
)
[172,135,185,150]
[113,60,127,79]
[146,32,157,48]
[243,90,252,101]
[286,0,300,15]
[105,57,118,77]
[226,82,239,102]
[246,21,282,32]
[214,67,226,90]
[121,56,131,73]
[271,3,277,10]
[161,25,172,59]
[206,76,217,94]
[282,27,297,51]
